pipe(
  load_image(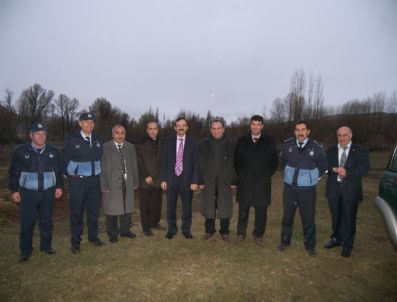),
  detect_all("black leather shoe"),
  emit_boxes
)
[121,231,136,239]
[183,232,193,239]
[341,249,352,257]
[89,238,104,246]
[71,245,80,254]
[109,236,118,243]
[323,239,341,249]
[165,232,175,239]
[277,243,290,252]
[306,248,317,257]
[144,230,154,237]
[41,248,56,255]
[18,254,30,263]
[152,224,166,231]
